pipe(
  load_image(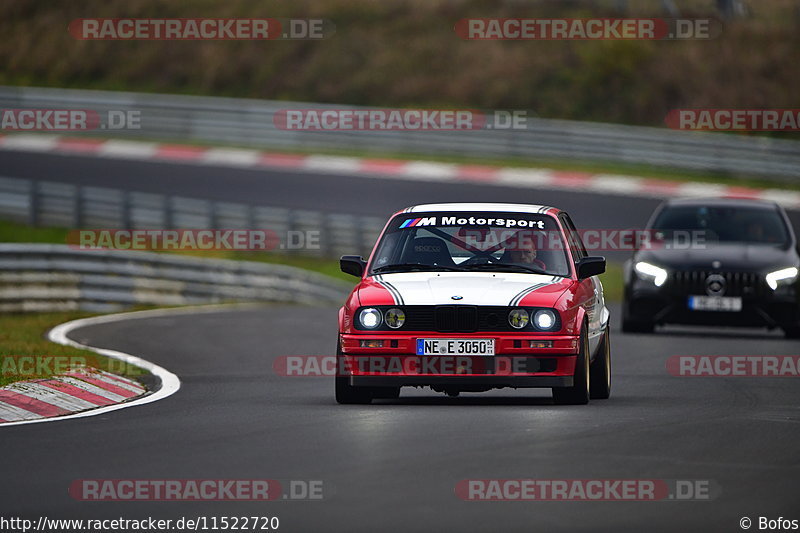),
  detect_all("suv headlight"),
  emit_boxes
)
[634,261,668,287]
[766,267,799,290]
[358,308,382,329]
